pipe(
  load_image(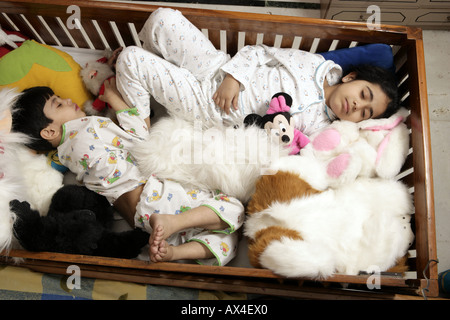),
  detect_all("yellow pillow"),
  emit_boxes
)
[0,40,91,107]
